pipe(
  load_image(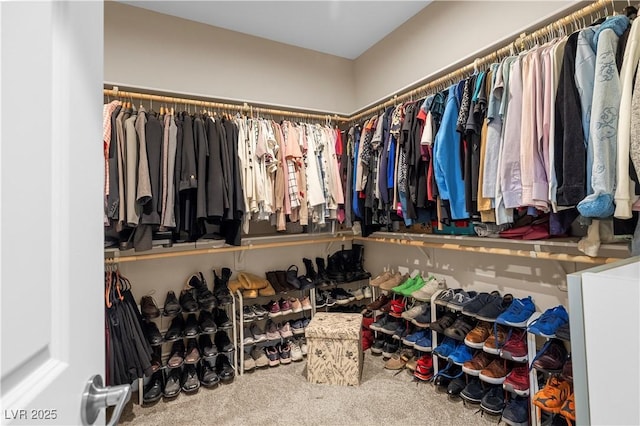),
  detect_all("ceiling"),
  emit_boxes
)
[118,1,431,59]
